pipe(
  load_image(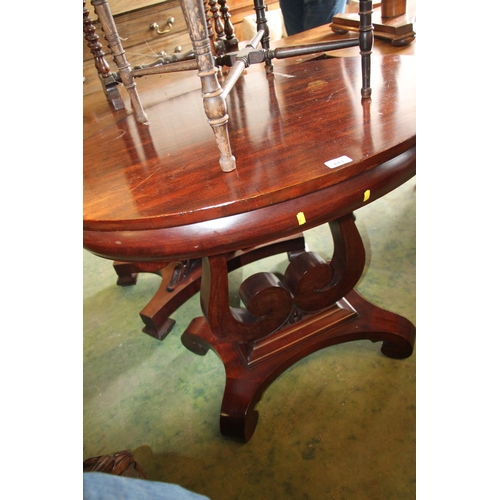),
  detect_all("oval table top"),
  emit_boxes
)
[84,53,415,262]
